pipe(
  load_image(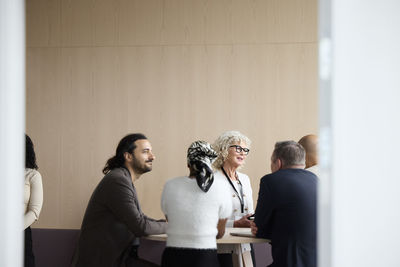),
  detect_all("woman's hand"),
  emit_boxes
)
[233,214,252,228]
